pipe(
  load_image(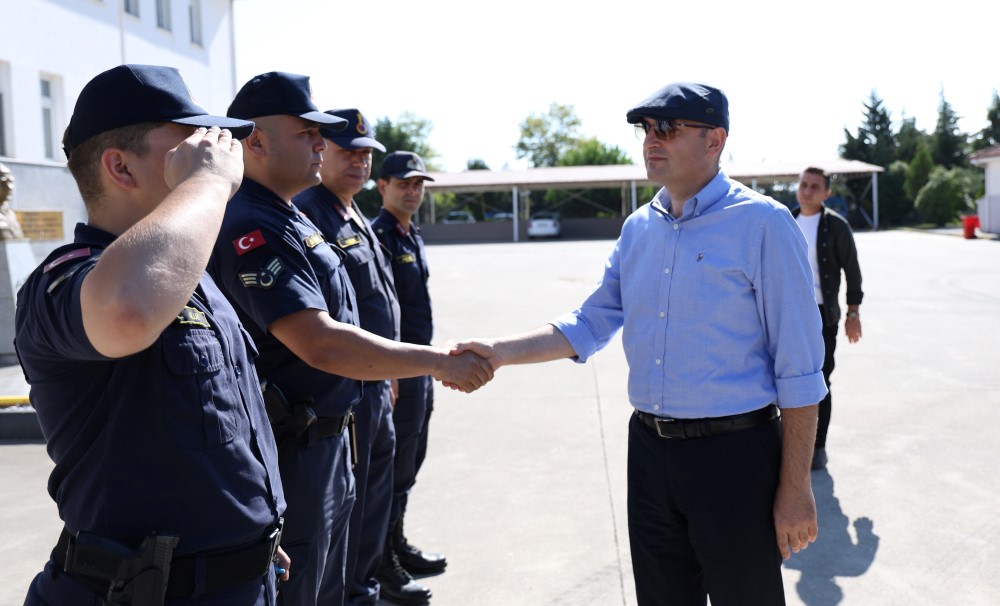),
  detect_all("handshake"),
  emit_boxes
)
[428,339,501,394]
